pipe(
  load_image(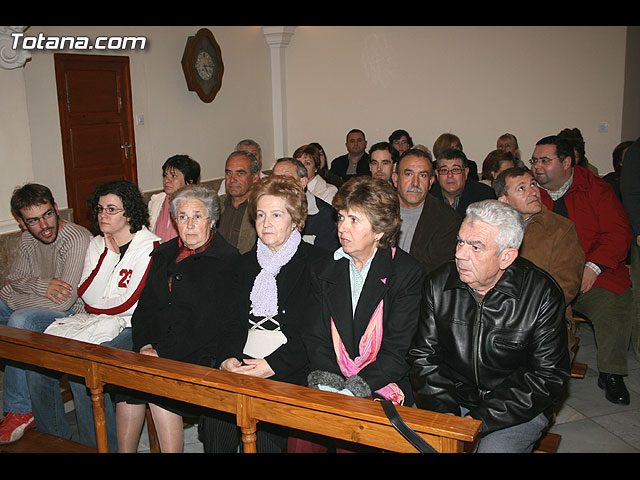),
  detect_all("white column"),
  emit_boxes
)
[262,26,296,161]
[0,26,31,70]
